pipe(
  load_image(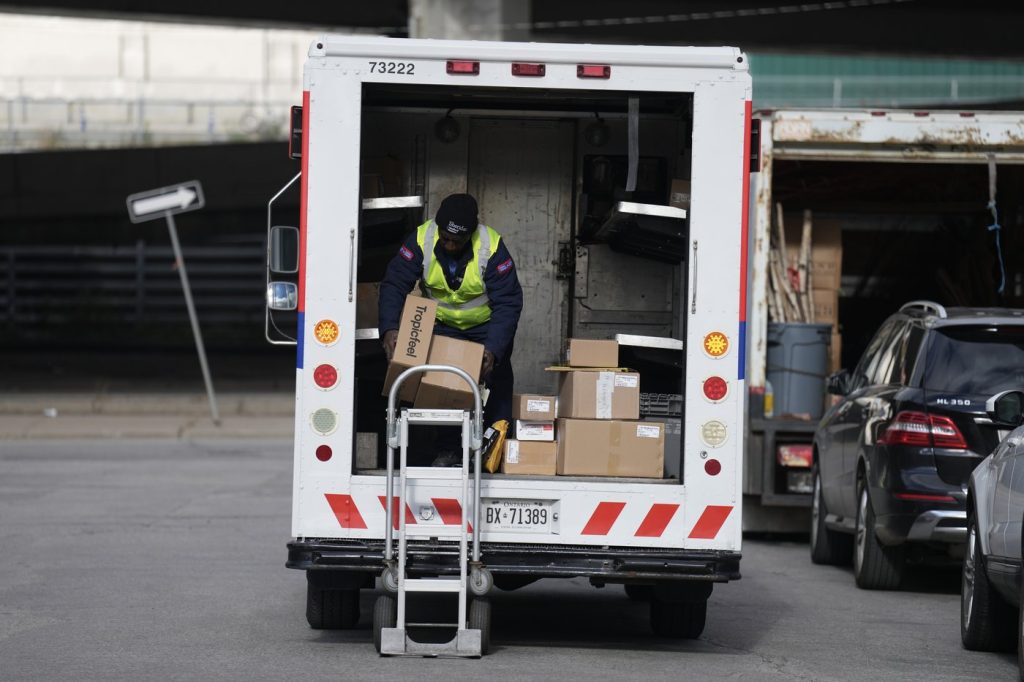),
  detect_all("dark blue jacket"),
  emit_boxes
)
[378,229,524,364]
